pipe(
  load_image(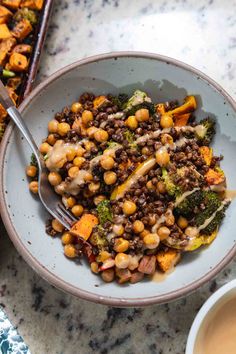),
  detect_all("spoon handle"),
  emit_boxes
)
[0,80,41,167]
